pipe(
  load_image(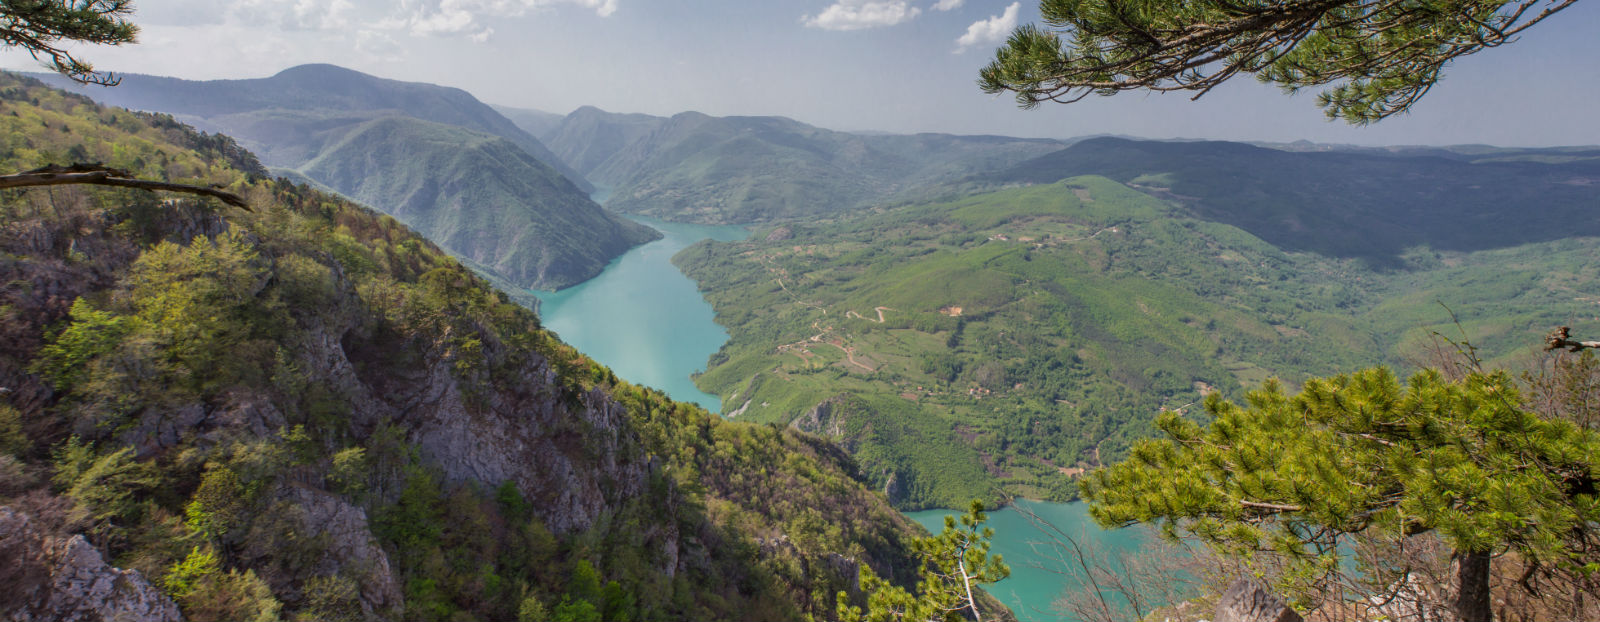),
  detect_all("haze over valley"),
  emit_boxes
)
[1,2,1597,621]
